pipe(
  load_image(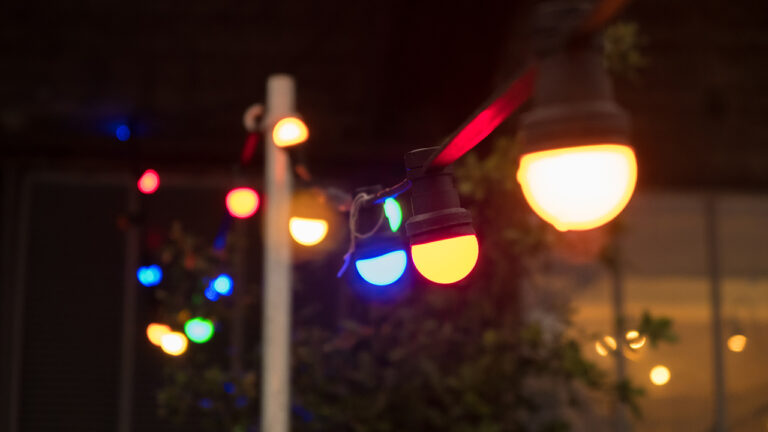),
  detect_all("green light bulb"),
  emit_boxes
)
[184,317,215,344]
[384,198,402,232]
